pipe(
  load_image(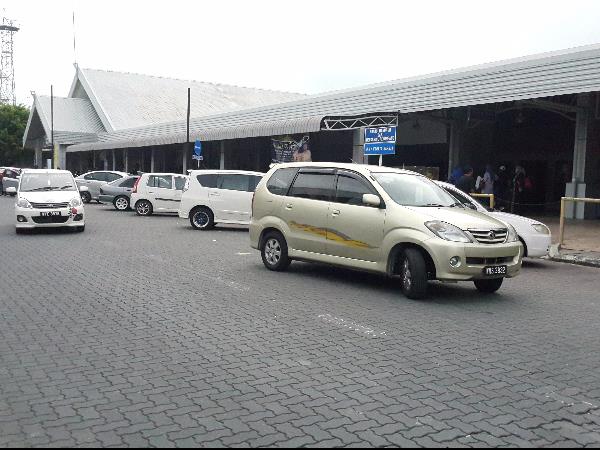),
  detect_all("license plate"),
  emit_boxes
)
[484,265,507,276]
[40,211,61,217]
